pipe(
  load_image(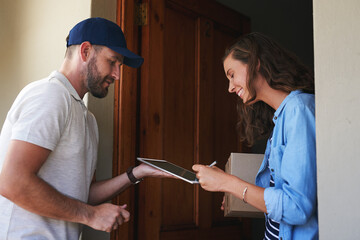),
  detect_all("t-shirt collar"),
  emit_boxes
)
[50,71,83,102]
